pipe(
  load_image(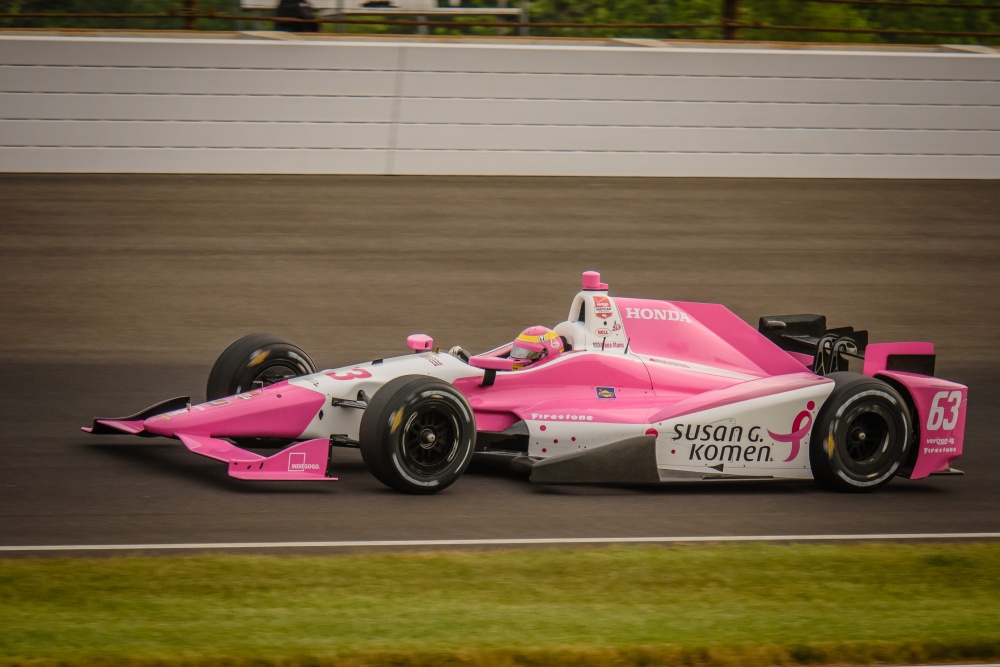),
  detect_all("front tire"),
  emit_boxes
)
[809,373,912,493]
[206,333,316,449]
[360,375,476,494]
[206,333,316,401]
